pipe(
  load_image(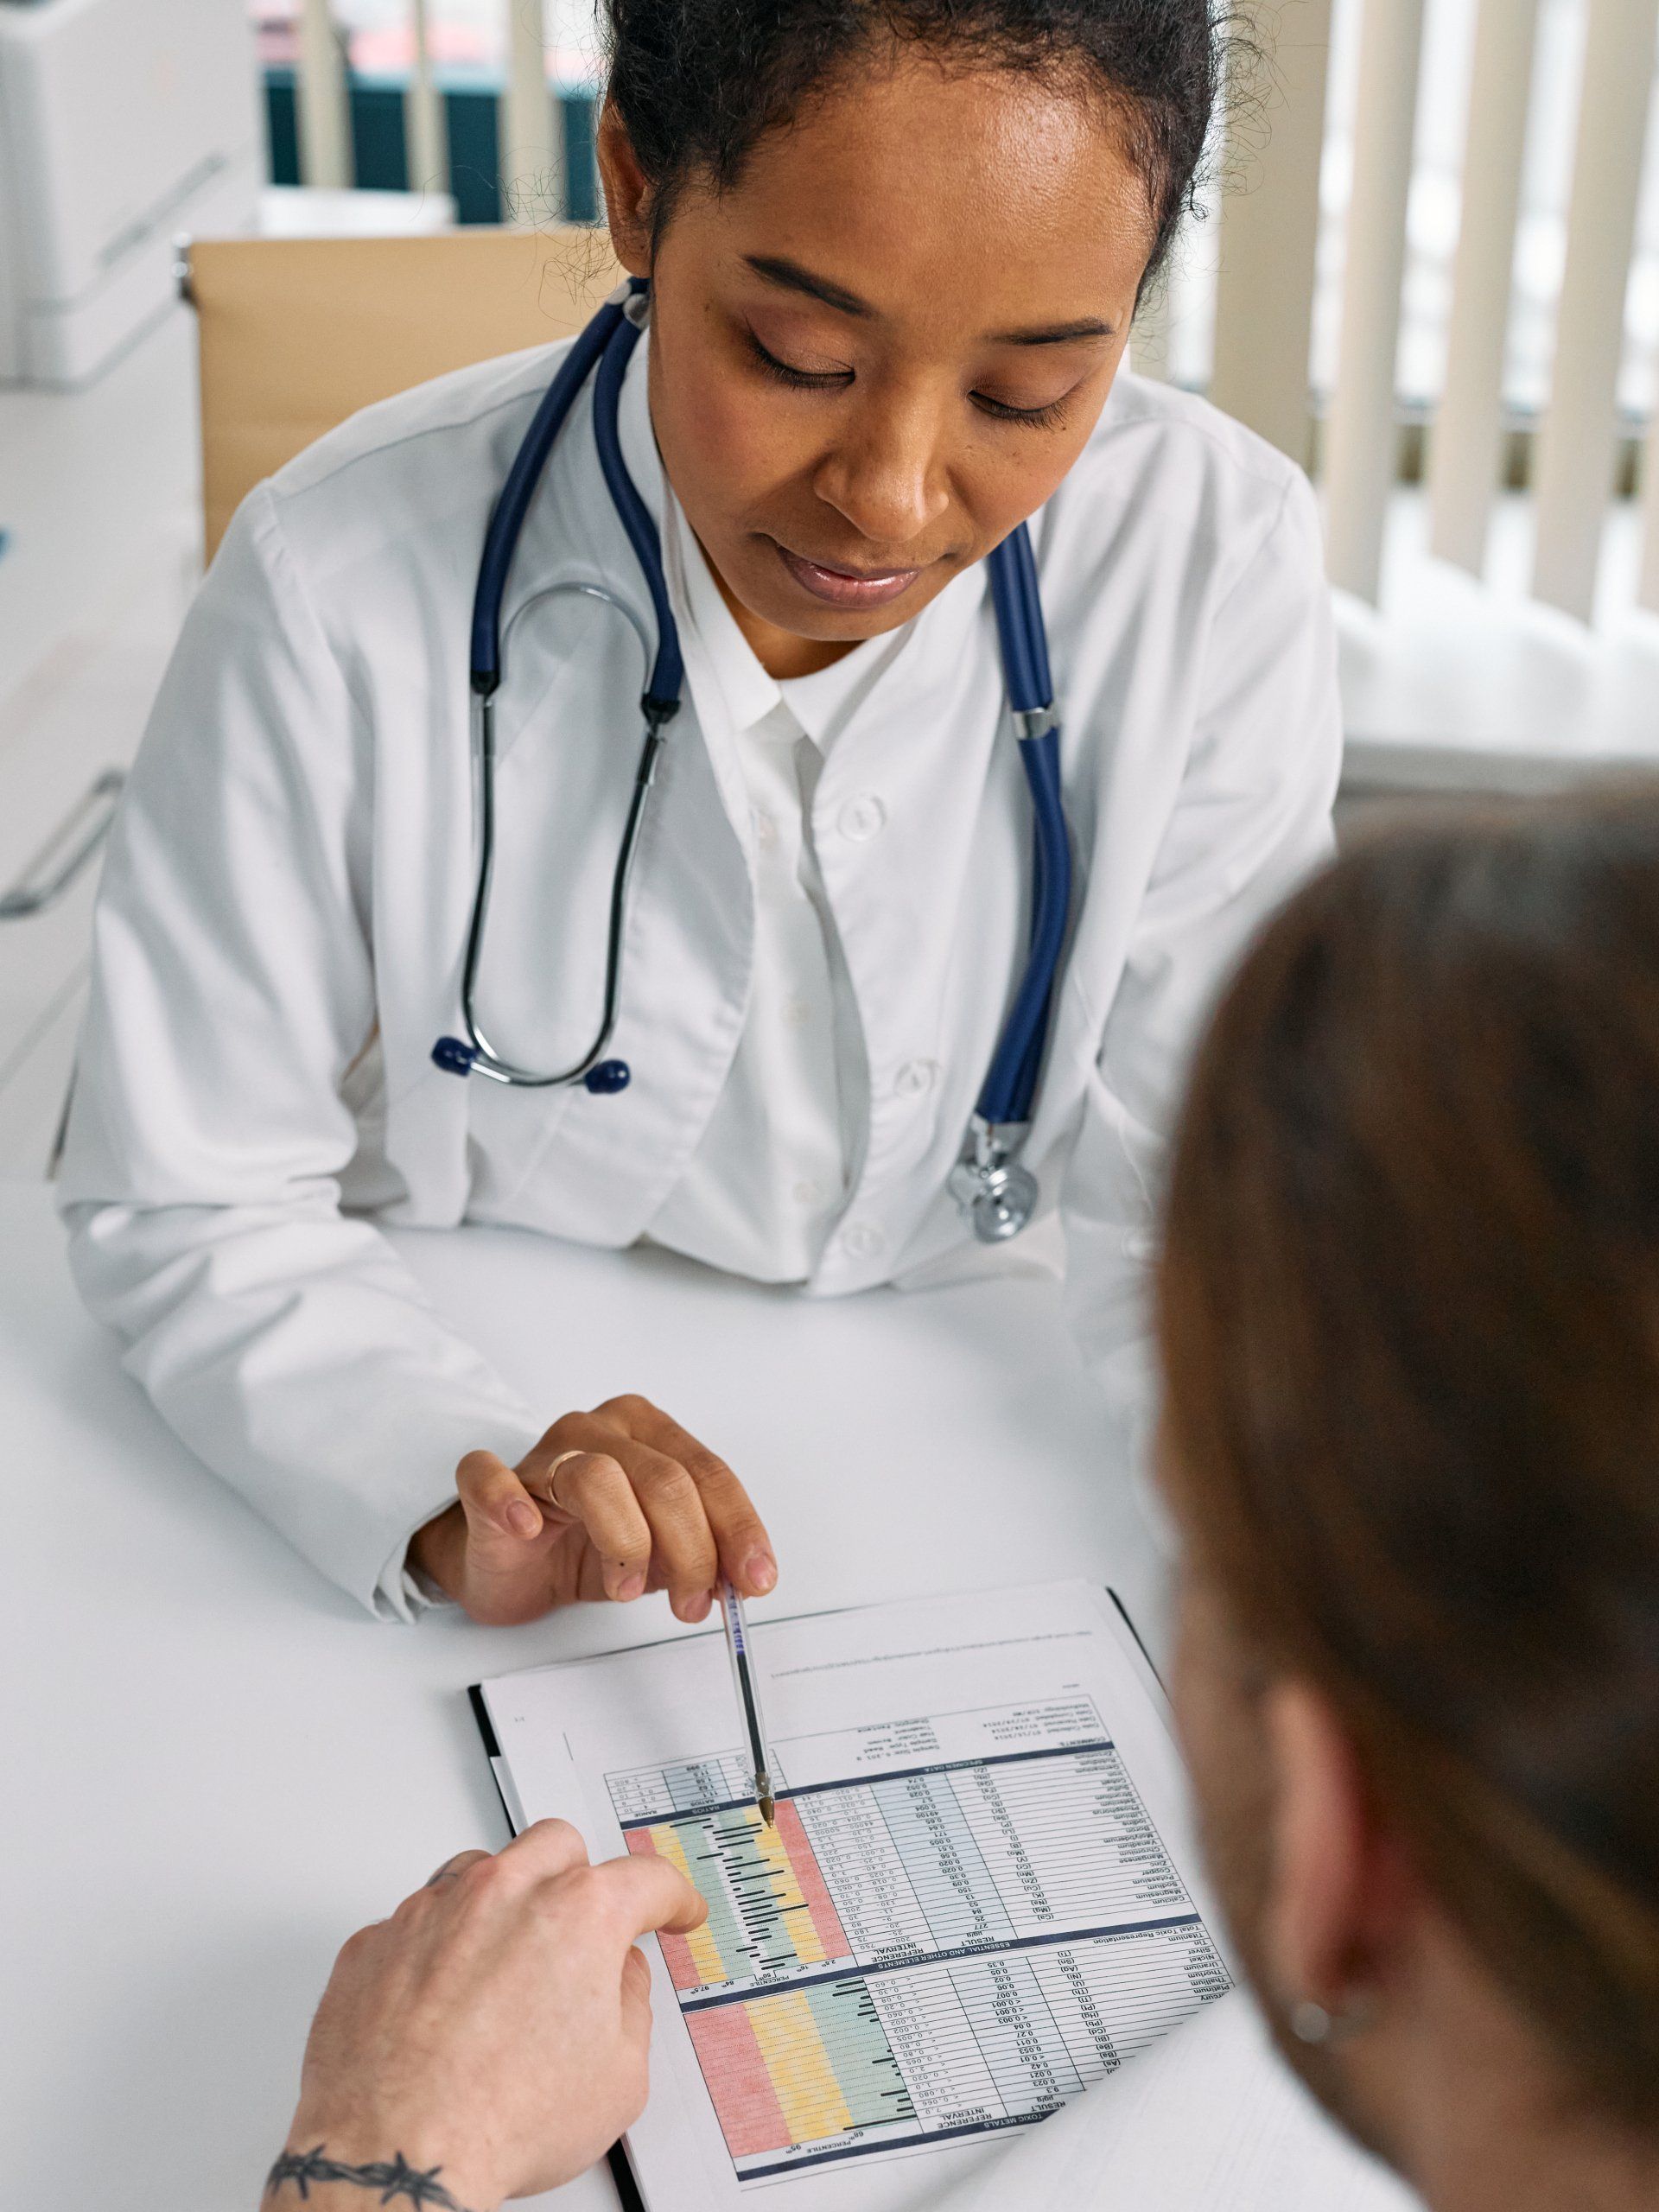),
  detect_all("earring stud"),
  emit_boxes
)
[1290,1999,1333,2045]
[1290,1991,1377,2045]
